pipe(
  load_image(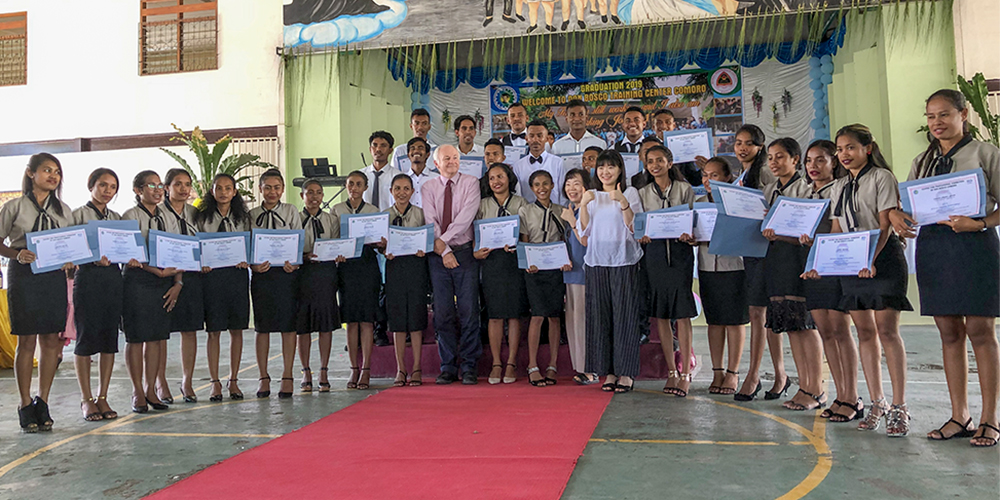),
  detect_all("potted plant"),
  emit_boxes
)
[957,73,999,148]
[160,124,275,205]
